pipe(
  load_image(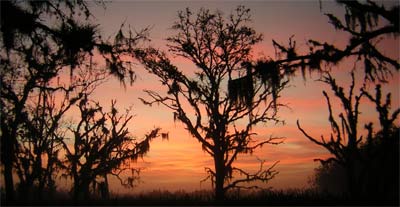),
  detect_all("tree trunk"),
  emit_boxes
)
[35,151,44,199]
[1,129,15,202]
[73,180,90,200]
[81,179,91,200]
[346,155,360,199]
[3,159,15,201]
[214,151,225,201]
[102,174,110,199]
[2,102,26,202]
[72,163,80,201]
